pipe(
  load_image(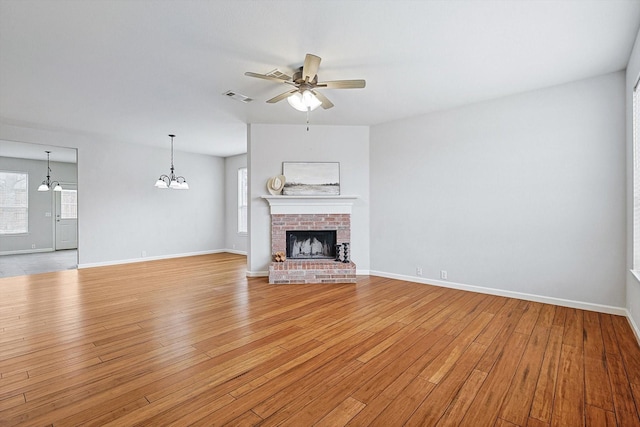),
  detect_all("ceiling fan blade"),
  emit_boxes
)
[312,90,334,109]
[302,54,321,82]
[266,90,297,104]
[244,72,290,83]
[316,79,366,89]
